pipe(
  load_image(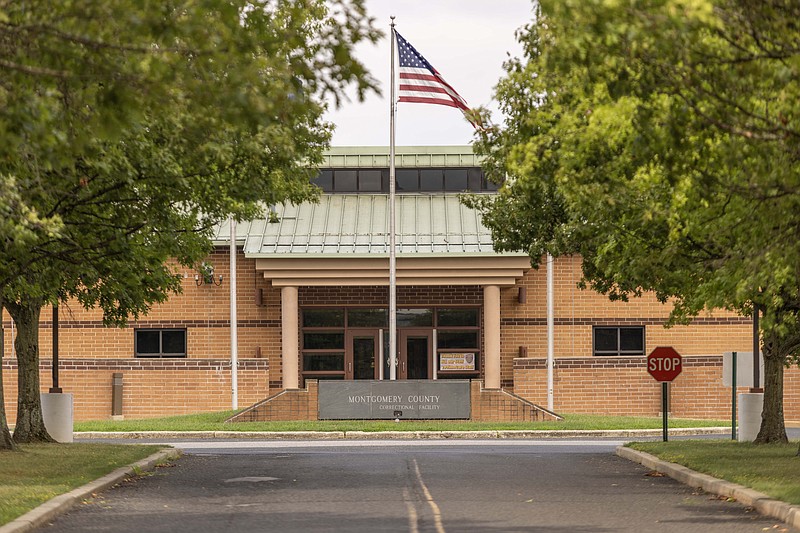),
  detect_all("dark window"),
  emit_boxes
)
[303,353,345,371]
[136,330,160,355]
[303,332,345,350]
[443,169,469,191]
[467,168,483,191]
[135,329,186,357]
[483,174,501,191]
[620,327,645,352]
[437,308,479,327]
[312,170,333,190]
[437,331,479,349]
[397,308,433,327]
[396,169,418,191]
[334,170,358,191]
[161,330,186,354]
[420,169,443,191]
[593,326,645,356]
[358,170,382,192]
[347,308,388,327]
[303,309,344,327]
